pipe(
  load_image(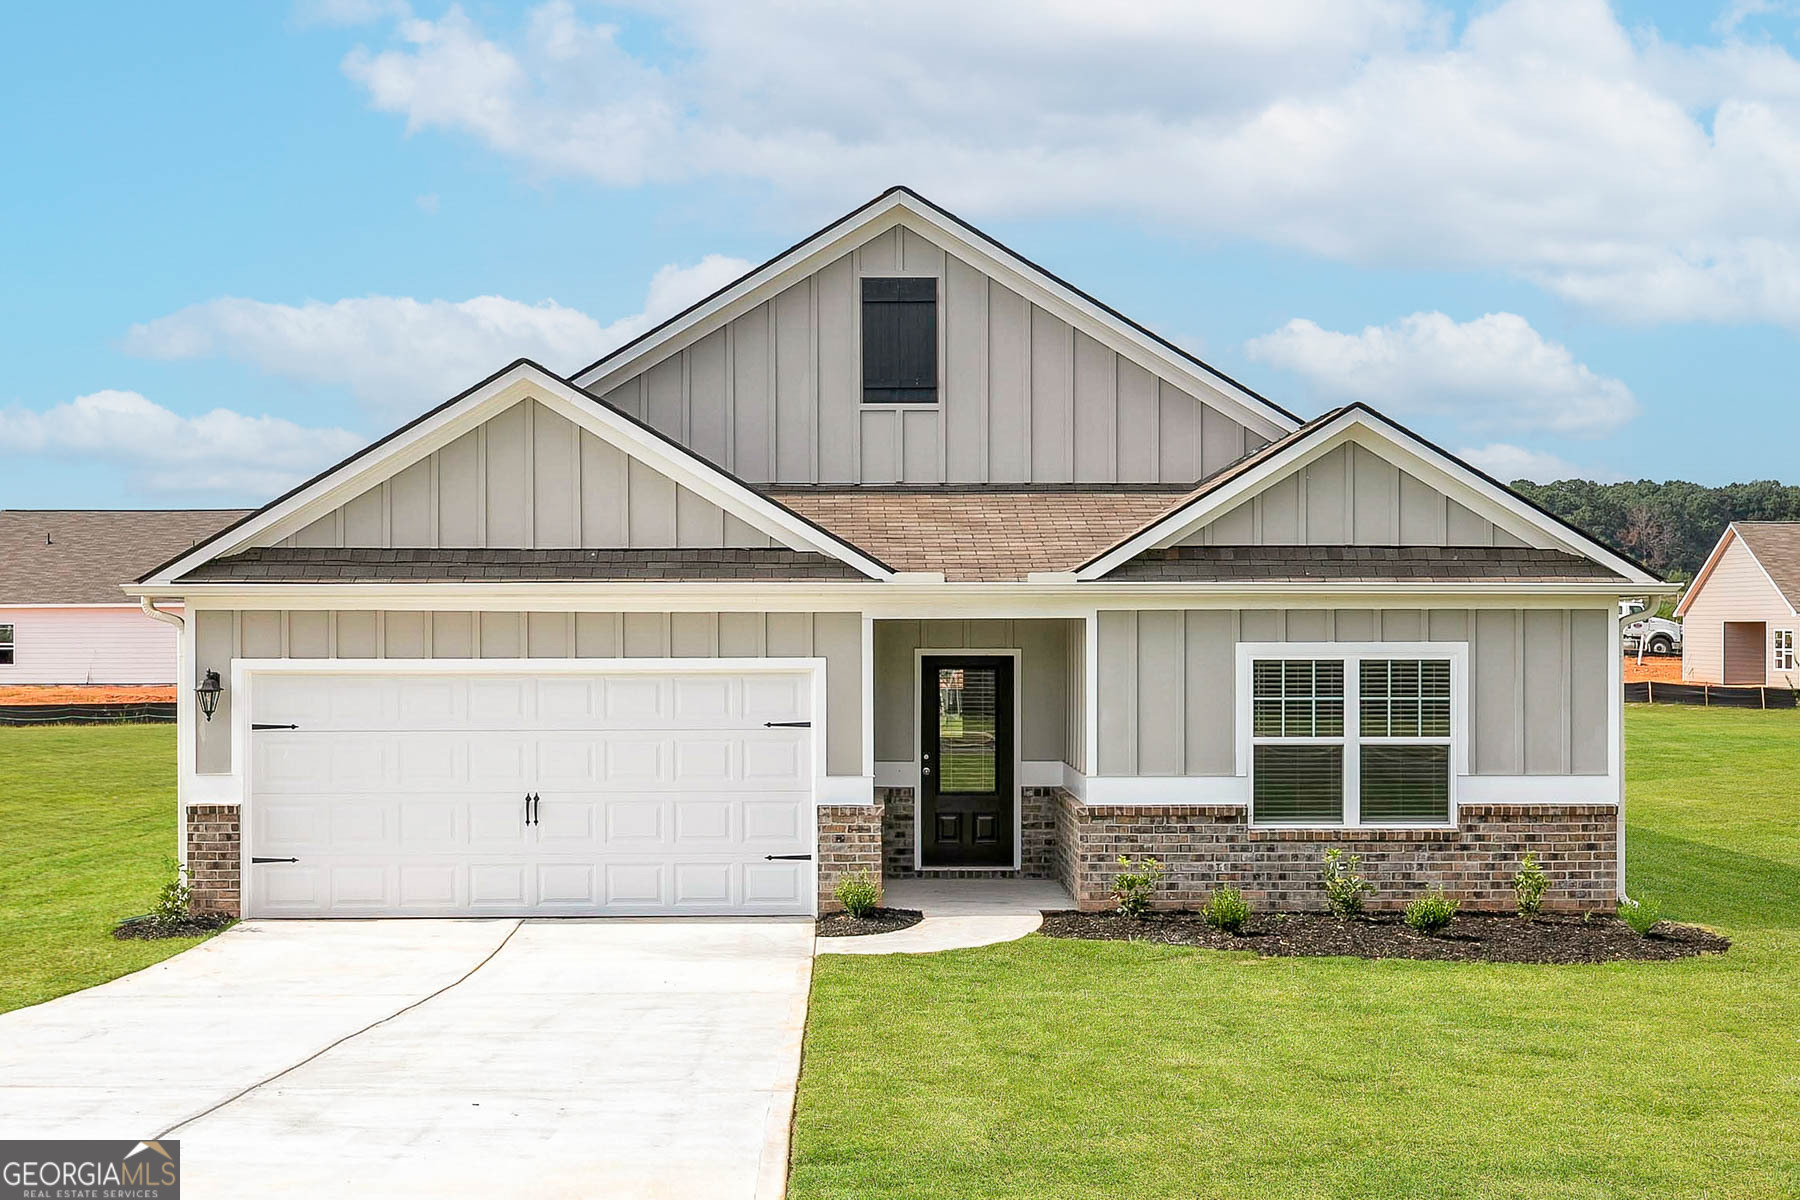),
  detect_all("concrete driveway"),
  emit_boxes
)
[0,919,814,1199]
